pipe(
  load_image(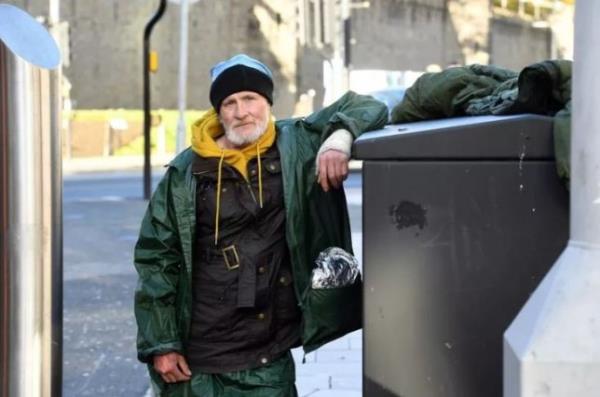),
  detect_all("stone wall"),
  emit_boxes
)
[351,0,555,72]
[490,16,551,70]
[351,0,464,71]
[5,0,300,116]
[4,0,563,116]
